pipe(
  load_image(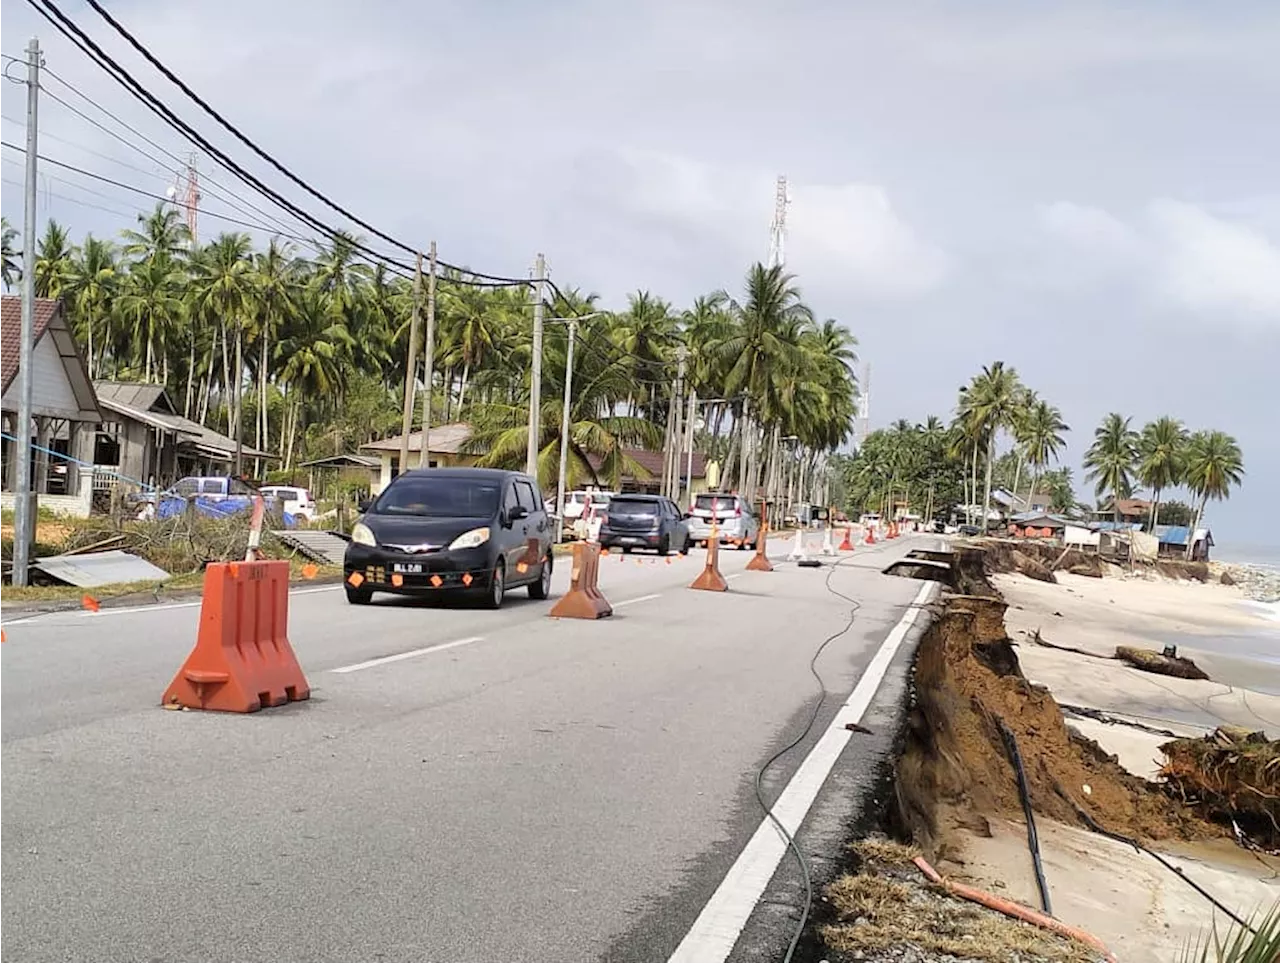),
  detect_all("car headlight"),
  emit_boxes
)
[351,522,376,546]
[448,527,490,550]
